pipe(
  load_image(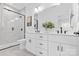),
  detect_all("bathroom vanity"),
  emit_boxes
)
[26,32,79,56]
[48,34,79,56]
[25,3,79,56]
